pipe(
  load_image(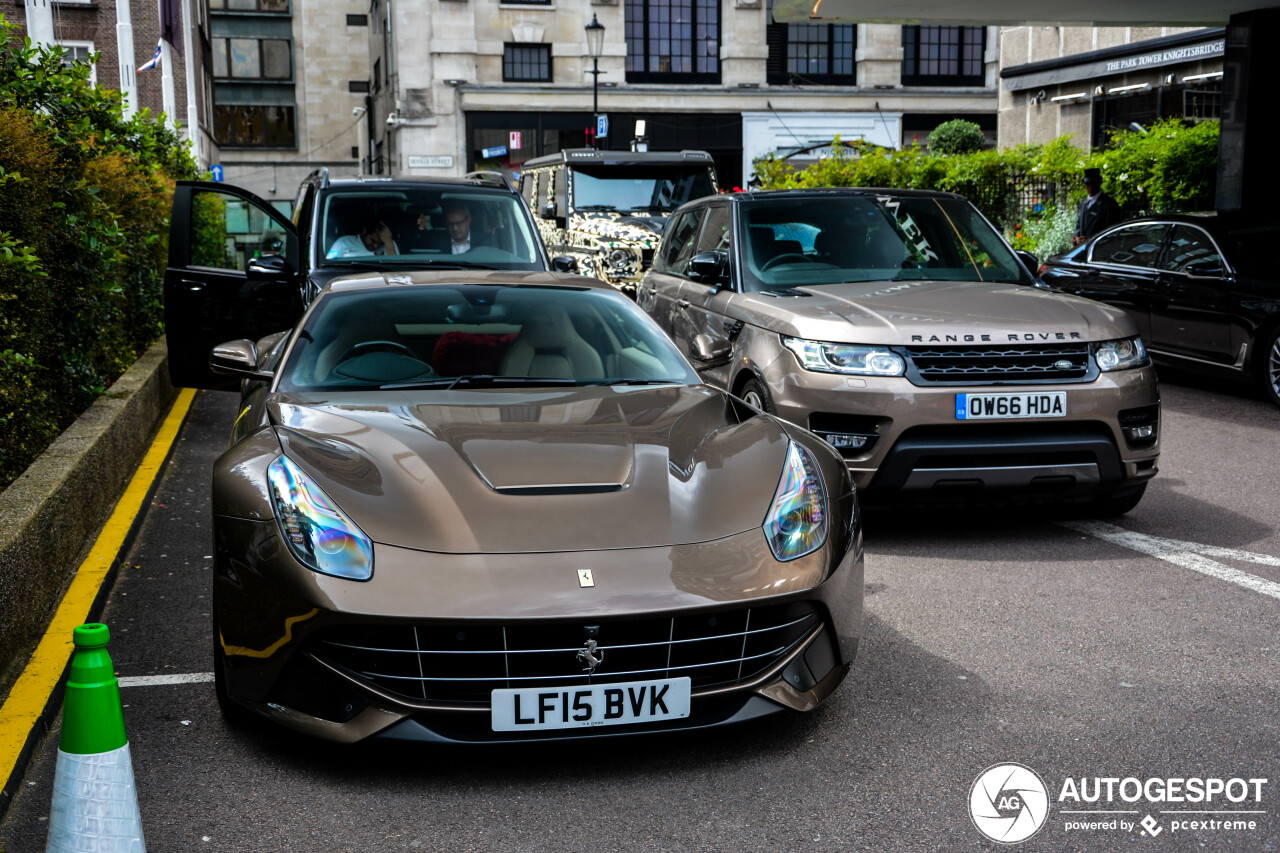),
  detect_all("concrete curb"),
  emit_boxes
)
[0,337,179,678]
